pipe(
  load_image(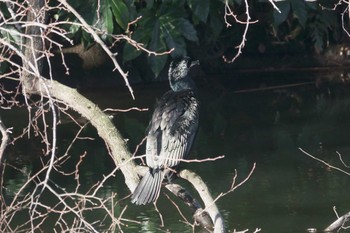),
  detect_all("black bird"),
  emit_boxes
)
[131,57,200,205]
